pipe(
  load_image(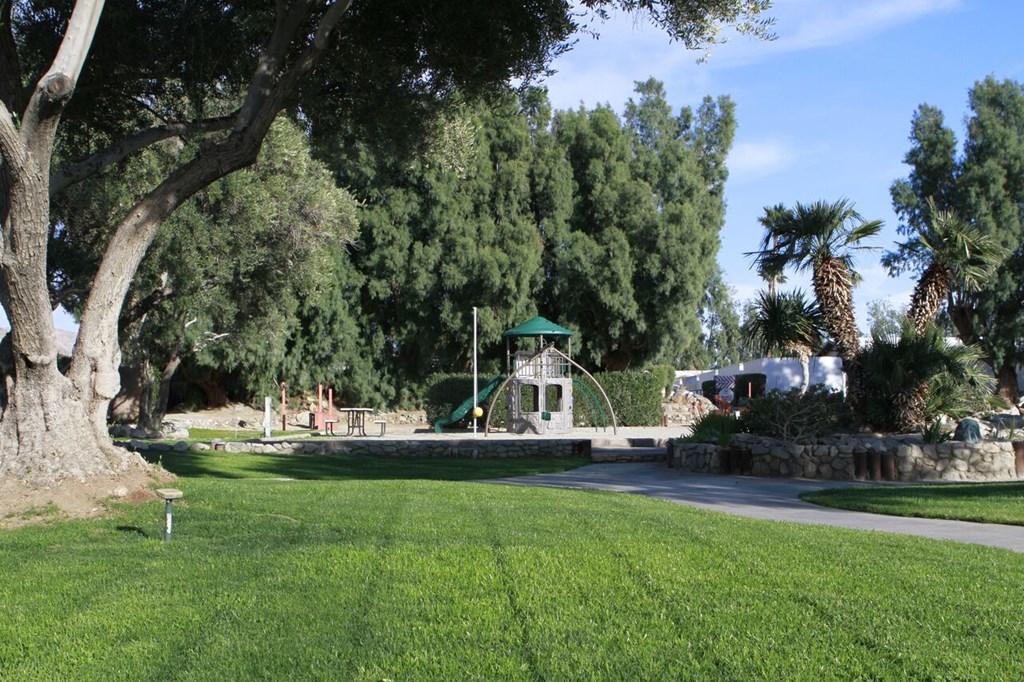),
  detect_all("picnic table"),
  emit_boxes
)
[337,407,373,436]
